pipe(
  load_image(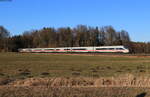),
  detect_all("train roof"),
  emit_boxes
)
[20,45,126,49]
